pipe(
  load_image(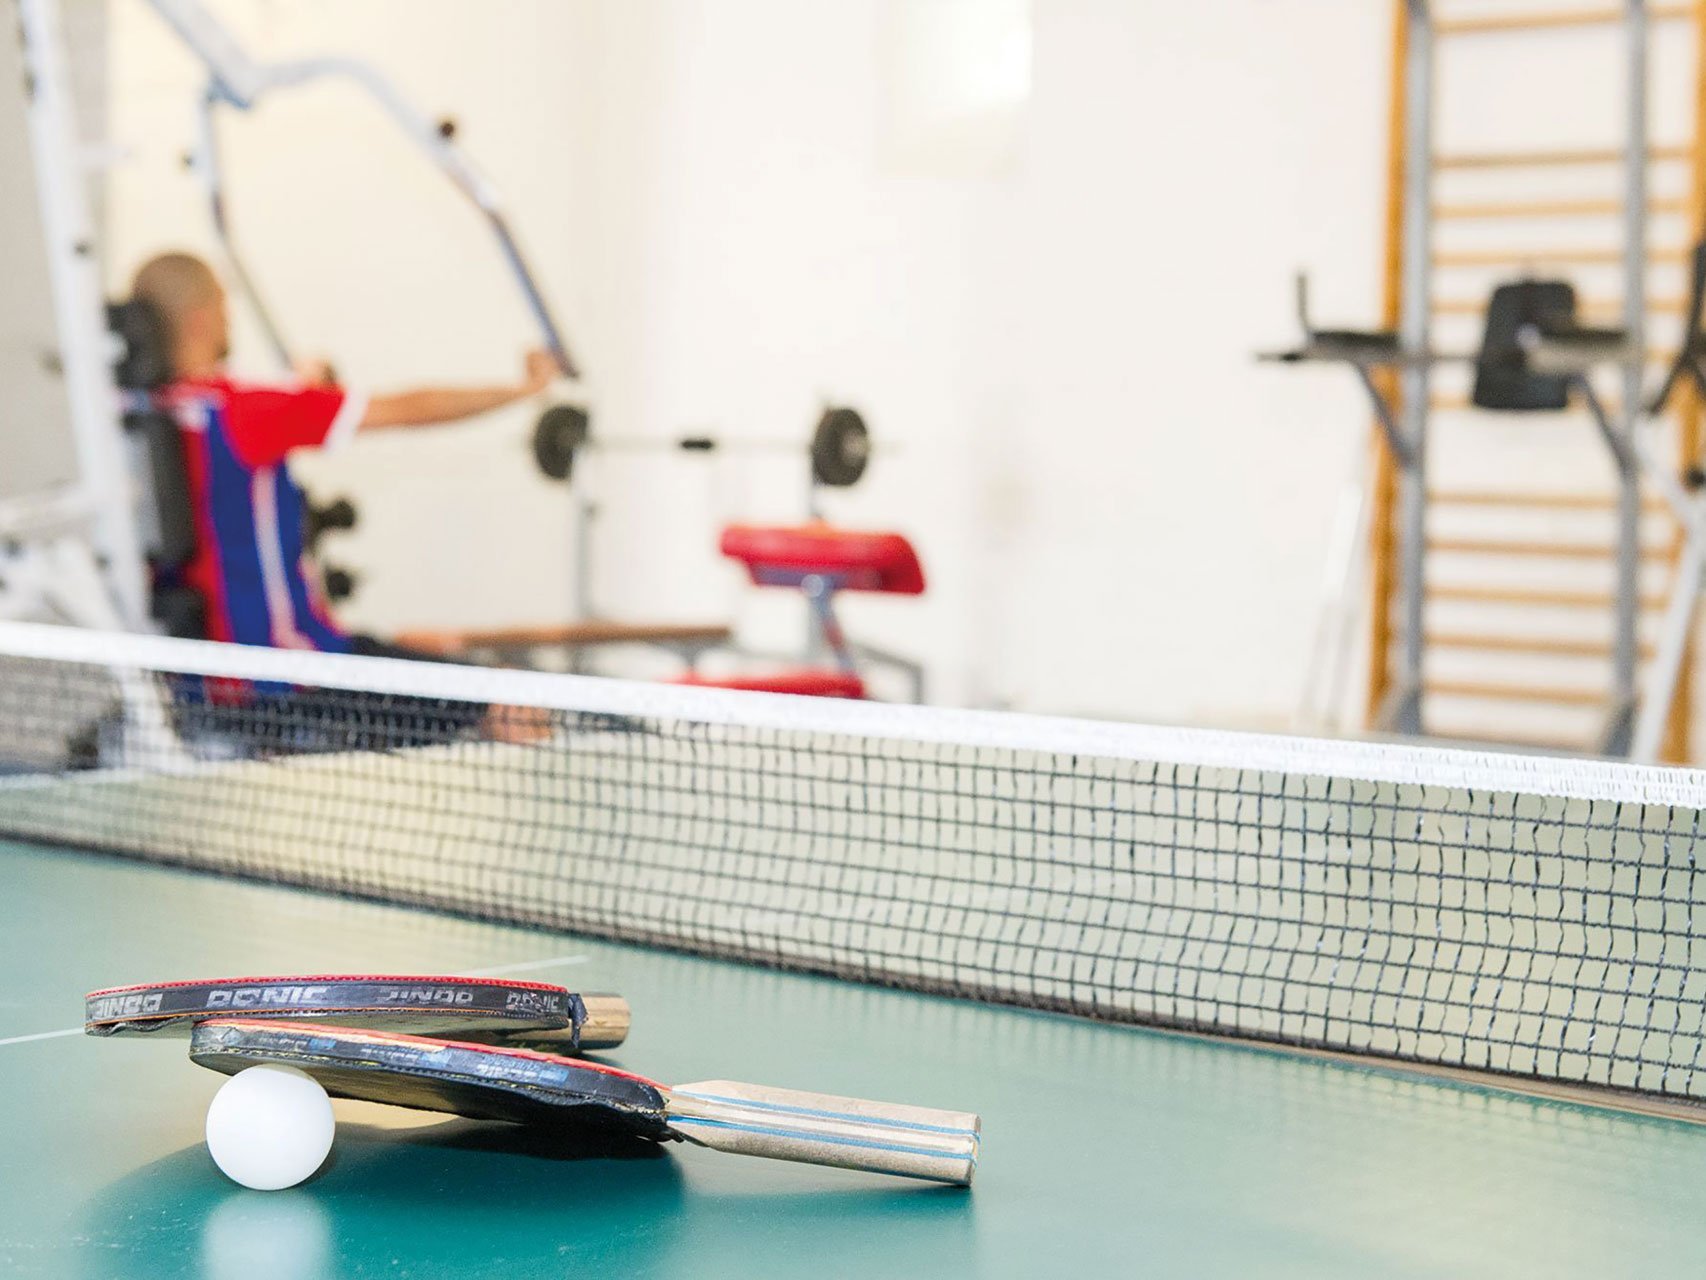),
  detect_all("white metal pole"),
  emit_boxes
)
[14,0,147,629]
